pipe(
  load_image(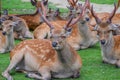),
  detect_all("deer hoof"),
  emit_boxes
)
[102,60,108,64]
[72,72,80,78]
[115,64,120,68]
